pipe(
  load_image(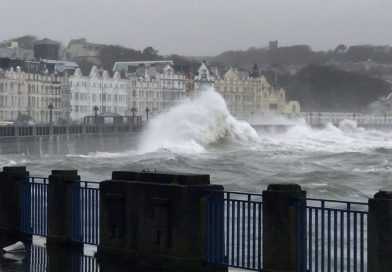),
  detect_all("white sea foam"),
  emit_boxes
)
[137,87,392,155]
[137,89,260,153]
[258,118,392,153]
